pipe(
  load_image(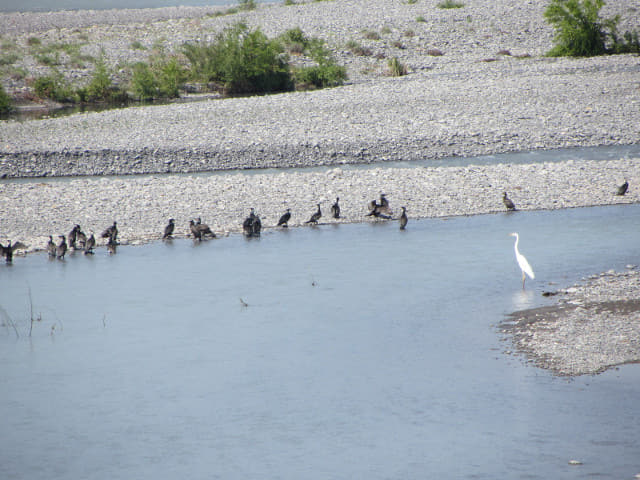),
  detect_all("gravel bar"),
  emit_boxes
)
[502,268,640,376]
